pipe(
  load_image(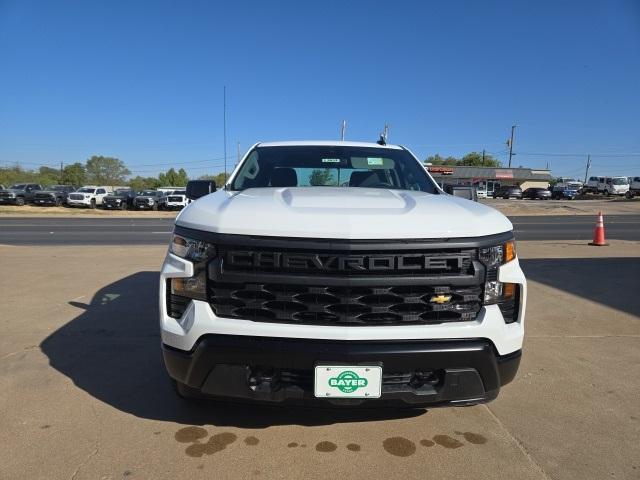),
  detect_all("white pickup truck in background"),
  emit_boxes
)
[66,186,112,208]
